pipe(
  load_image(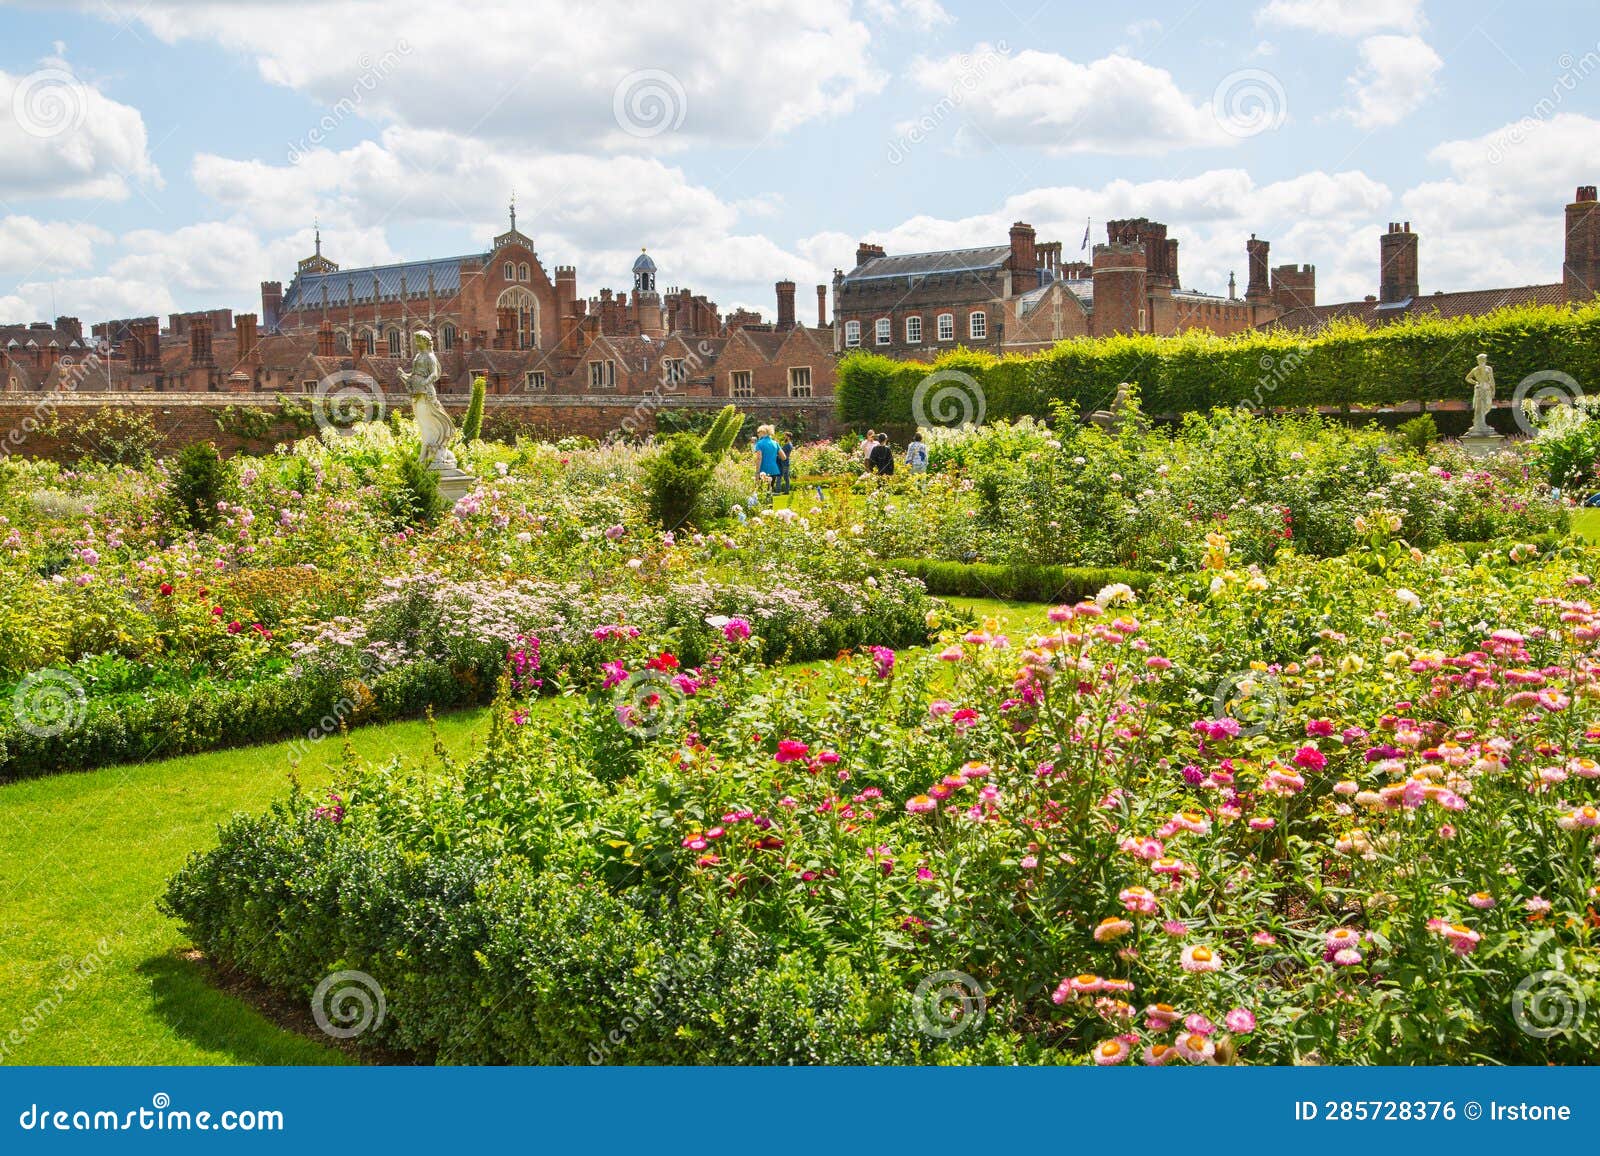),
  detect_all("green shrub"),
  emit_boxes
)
[1395,413,1439,454]
[63,408,165,467]
[836,300,1600,427]
[167,441,229,531]
[642,433,713,530]
[888,558,1156,603]
[384,454,445,528]
[699,405,743,458]
[461,376,486,443]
